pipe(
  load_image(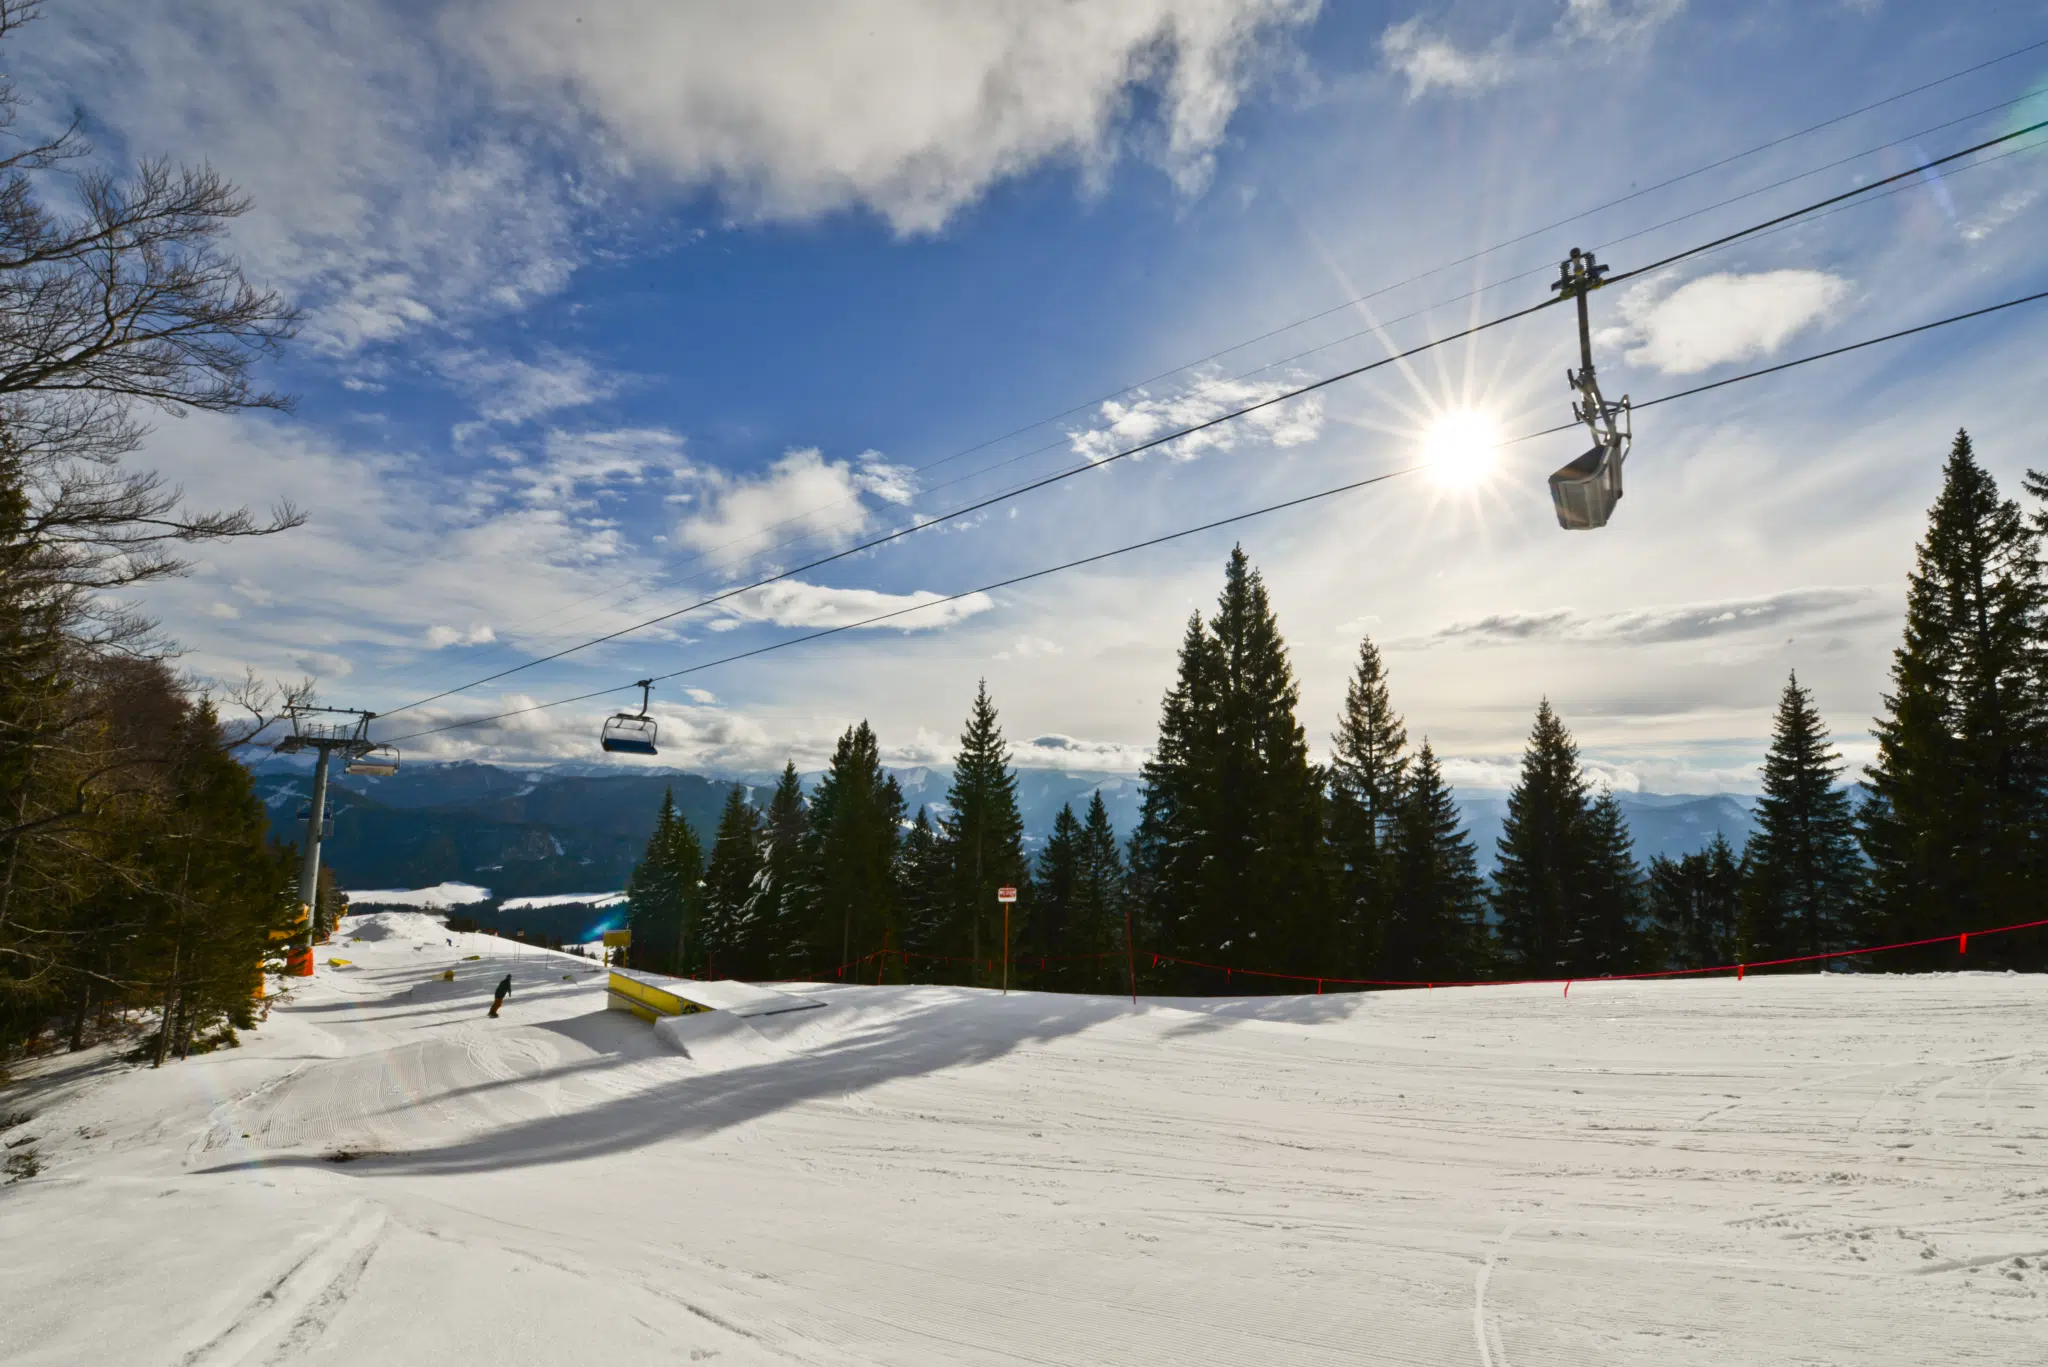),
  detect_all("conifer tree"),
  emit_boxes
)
[1741,673,1863,961]
[808,722,903,978]
[1329,636,1409,976]
[941,681,1024,986]
[1647,835,1741,970]
[1076,792,1130,994]
[754,762,812,972]
[700,785,764,978]
[894,806,950,981]
[627,789,703,974]
[1493,700,1585,976]
[1569,791,1645,974]
[1132,547,1332,987]
[1027,803,1085,989]
[1385,742,1485,981]
[627,789,683,971]
[1129,610,1222,979]
[1863,431,2048,969]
